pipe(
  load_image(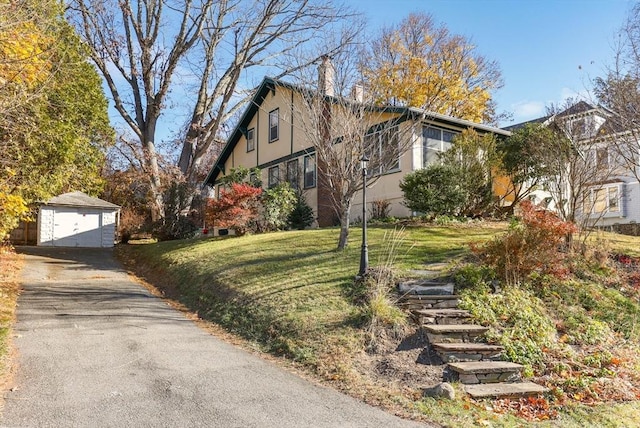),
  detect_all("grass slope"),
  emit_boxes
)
[118,224,640,427]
